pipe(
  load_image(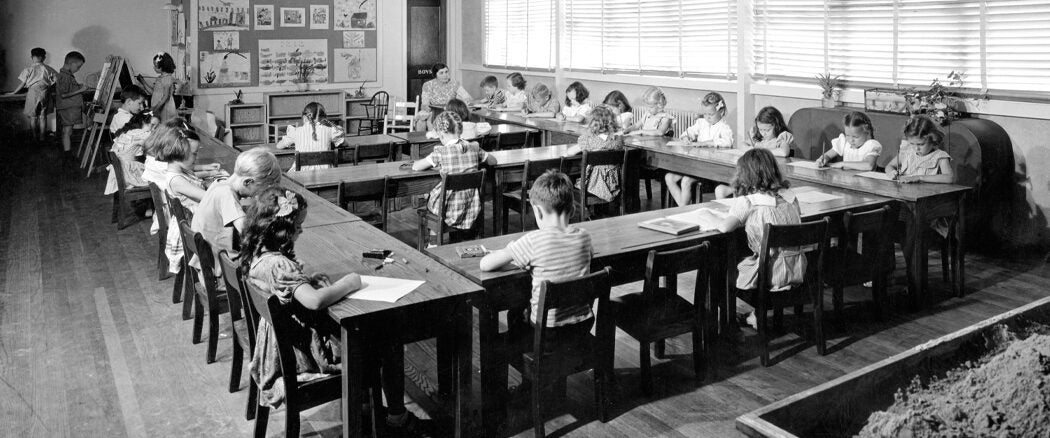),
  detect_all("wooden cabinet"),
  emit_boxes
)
[225,103,267,146]
[264,90,346,132]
